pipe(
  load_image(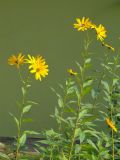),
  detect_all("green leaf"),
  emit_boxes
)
[26,84,31,88]
[23,105,32,114]
[64,107,75,113]
[85,58,91,64]
[0,152,10,160]
[101,81,110,92]
[87,139,98,151]
[19,133,26,147]
[75,144,81,154]
[79,130,85,143]
[76,61,83,73]
[67,85,76,94]
[113,78,119,86]
[61,152,68,160]
[21,87,26,96]
[9,113,19,127]
[55,107,59,117]
[27,100,38,105]
[78,110,87,119]
[22,118,33,123]
[99,111,108,117]
[83,79,93,88]
[103,90,111,101]
[91,88,99,99]
[116,65,120,68]
[74,87,80,100]
[58,97,64,108]
[83,86,92,96]
[57,116,69,124]
[101,63,112,72]
[50,87,61,98]
[66,80,75,86]
[116,113,120,117]
[85,130,100,138]
[75,128,80,138]
[58,83,64,89]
